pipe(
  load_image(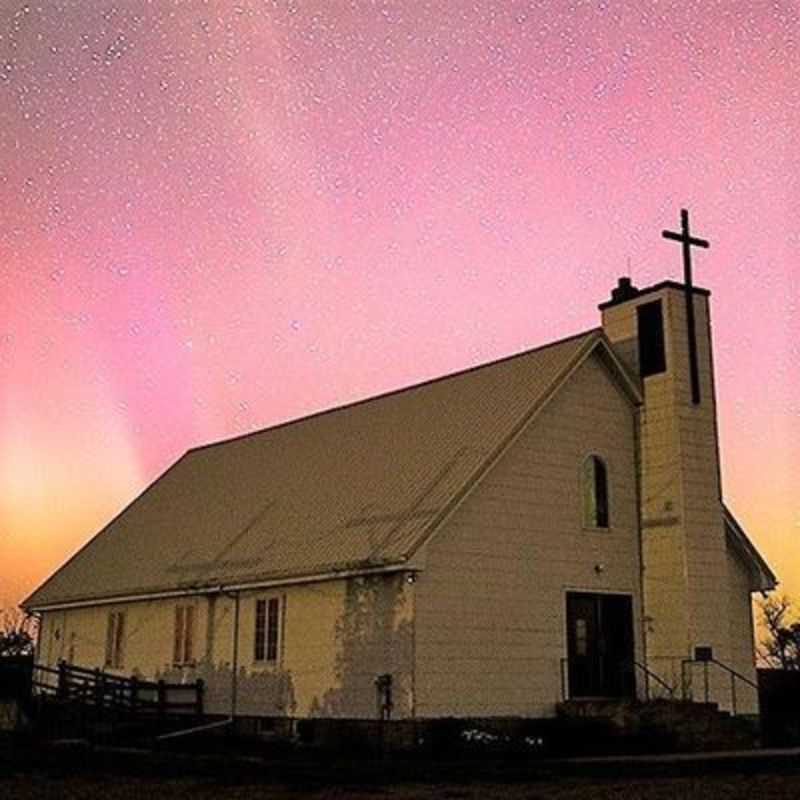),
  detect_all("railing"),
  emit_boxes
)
[558,654,756,715]
[559,657,674,702]
[680,657,758,715]
[32,660,204,718]
[629,659,675,701]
